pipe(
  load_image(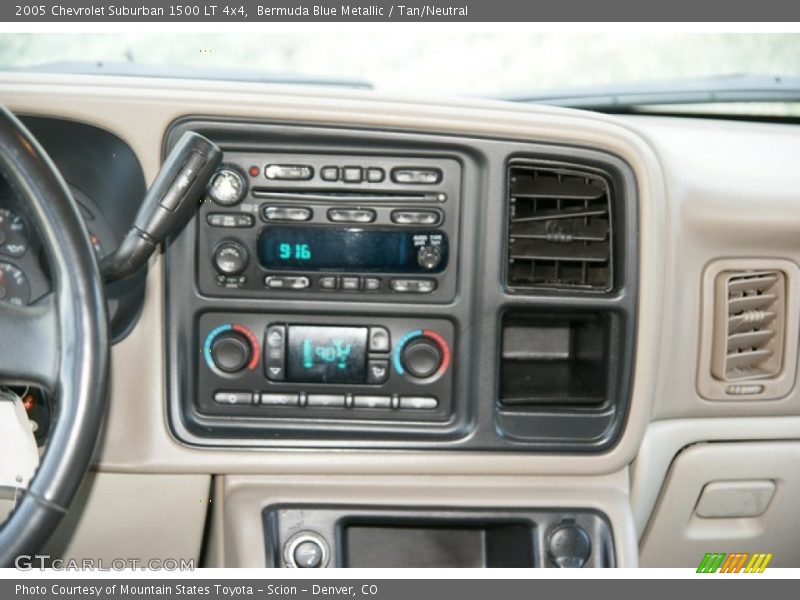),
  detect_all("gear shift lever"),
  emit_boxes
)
[100,131,222,282]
